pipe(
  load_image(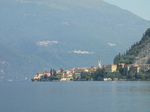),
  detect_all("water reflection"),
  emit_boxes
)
[0,81,150,112]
